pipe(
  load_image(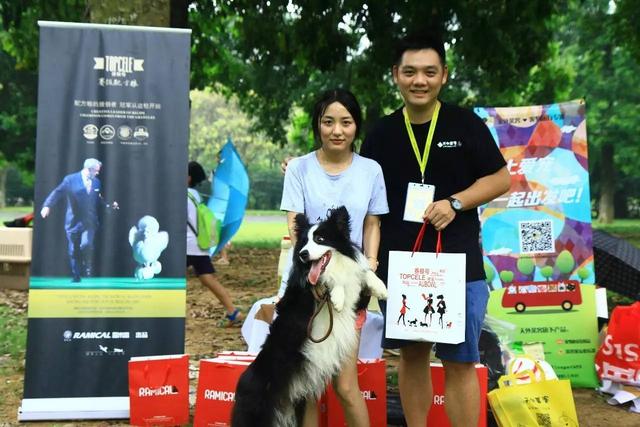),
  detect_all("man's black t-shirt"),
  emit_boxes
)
[360,102,506,282]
